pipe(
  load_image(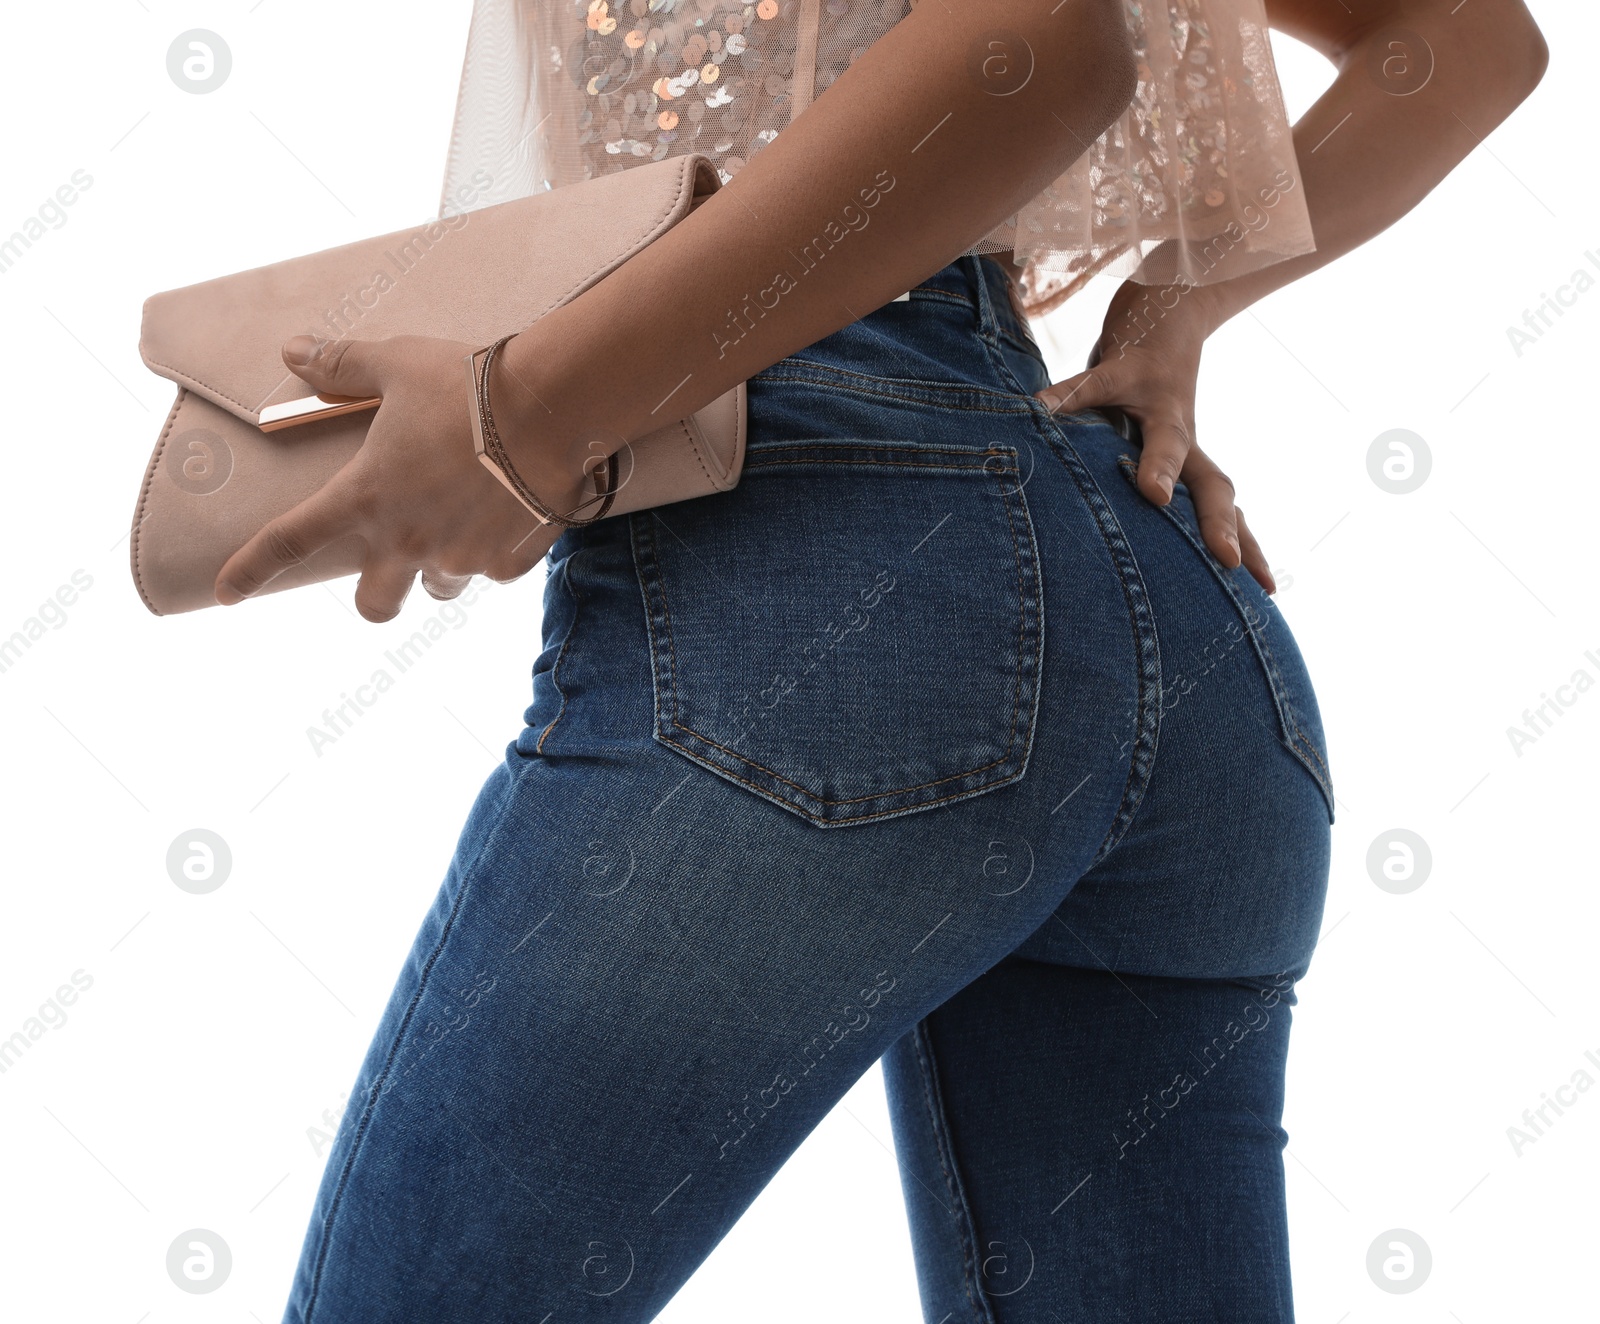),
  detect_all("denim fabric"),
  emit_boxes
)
[281,255,1334,1323]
